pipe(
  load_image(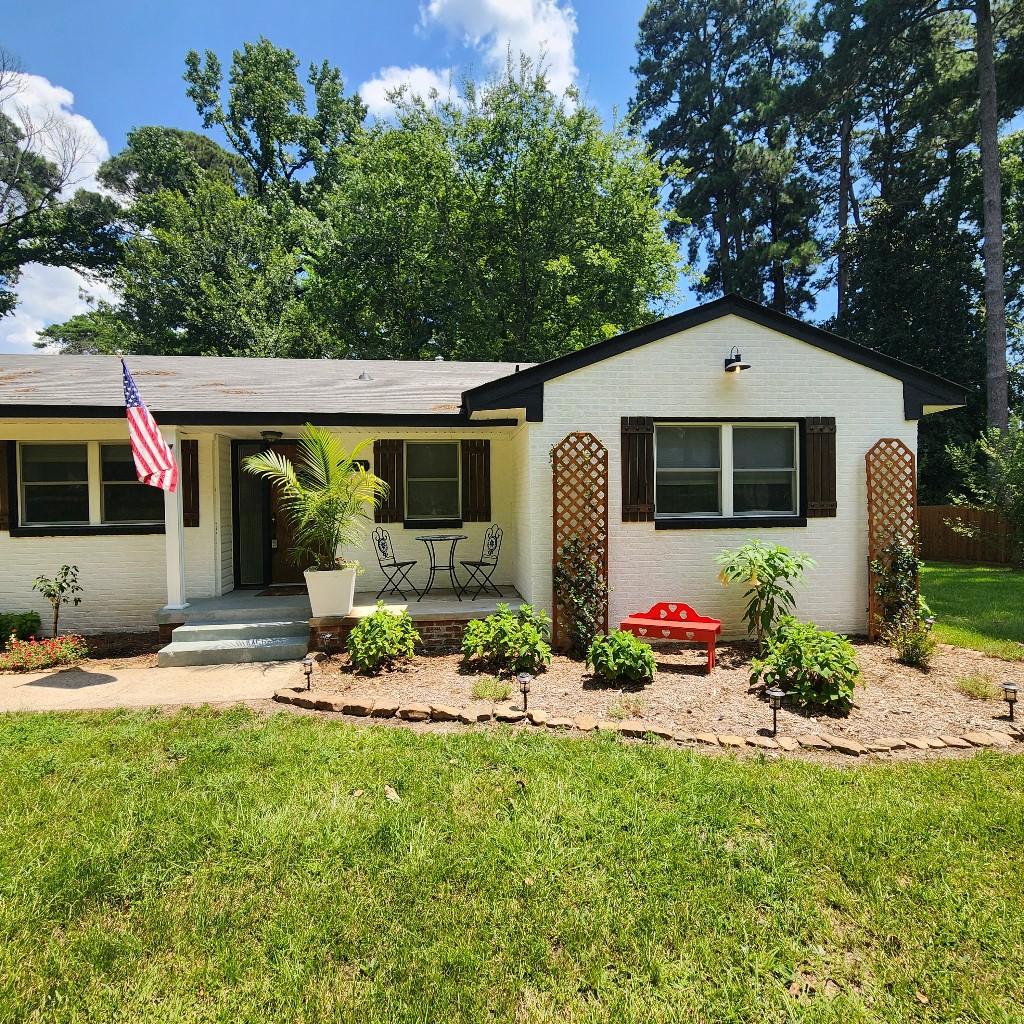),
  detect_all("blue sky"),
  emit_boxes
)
[1,0,652,352]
